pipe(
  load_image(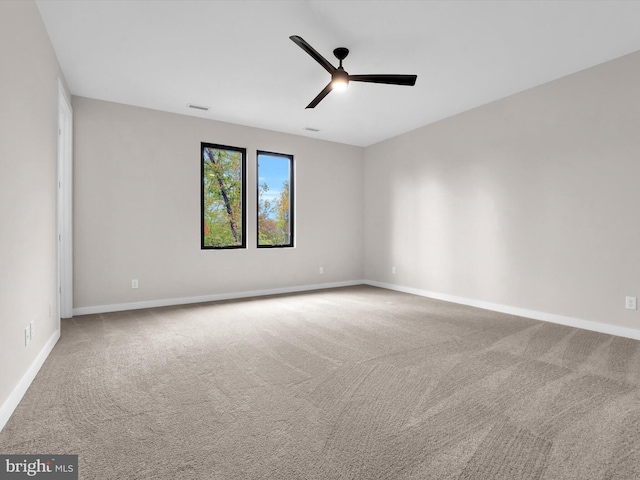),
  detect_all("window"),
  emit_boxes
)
[201,143,246,249]
[257,151,294,247]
